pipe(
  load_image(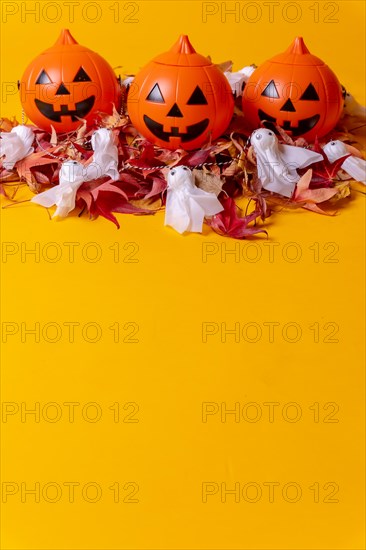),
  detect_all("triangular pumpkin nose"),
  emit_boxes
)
[167,103,183,117]
[54,29,78,46]
[56,82,70,95]
[280,98,296,112]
